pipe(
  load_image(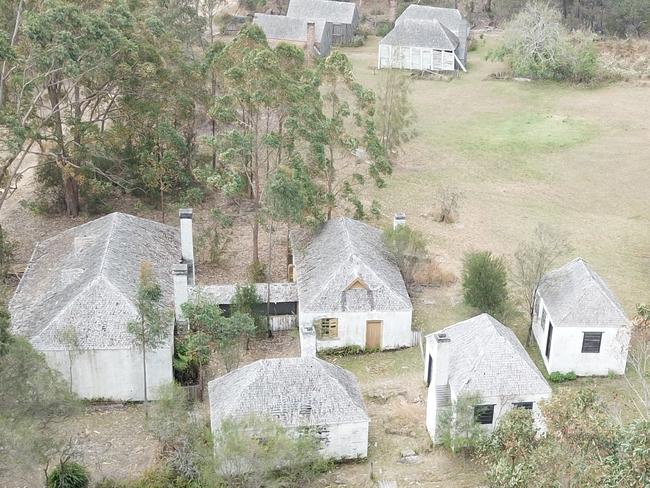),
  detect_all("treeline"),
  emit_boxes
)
[0,0,417,271]
[398,0,650,37]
